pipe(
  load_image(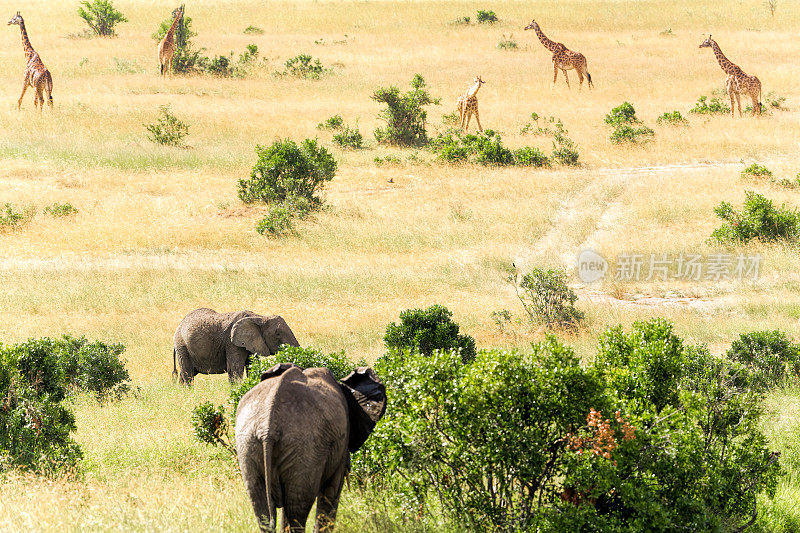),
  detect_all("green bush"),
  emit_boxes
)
[508,265,583,329]
[726,331,800,390]
[77,0,127,37]
[353,338,606,530]
[551,122,580,165]
[145,105,189,147]
[690,95,731,115]
[710,191,800,244]
[283,54,325,79]
[496,34,517,50]
[372,74,440,146]
[0,335,129,474]
[451,16,471,25]
[0,203,31,227]
[374,154,402,166]
[557,318,781,531]
[521,113,559,136]
[243,25,264,35]
[384,304,476,363]
[317,114,344,130]
[43,203,78,217]
[254,197,313,237]
[332,124,364,149]
[656,110,688,125]
[238,139,336,205]
[431,130,549,167]
[742,163,773,180]
[192,346,363,451]
[605,102,654,144]
[476,9,498,23]
[777,175,800,189]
